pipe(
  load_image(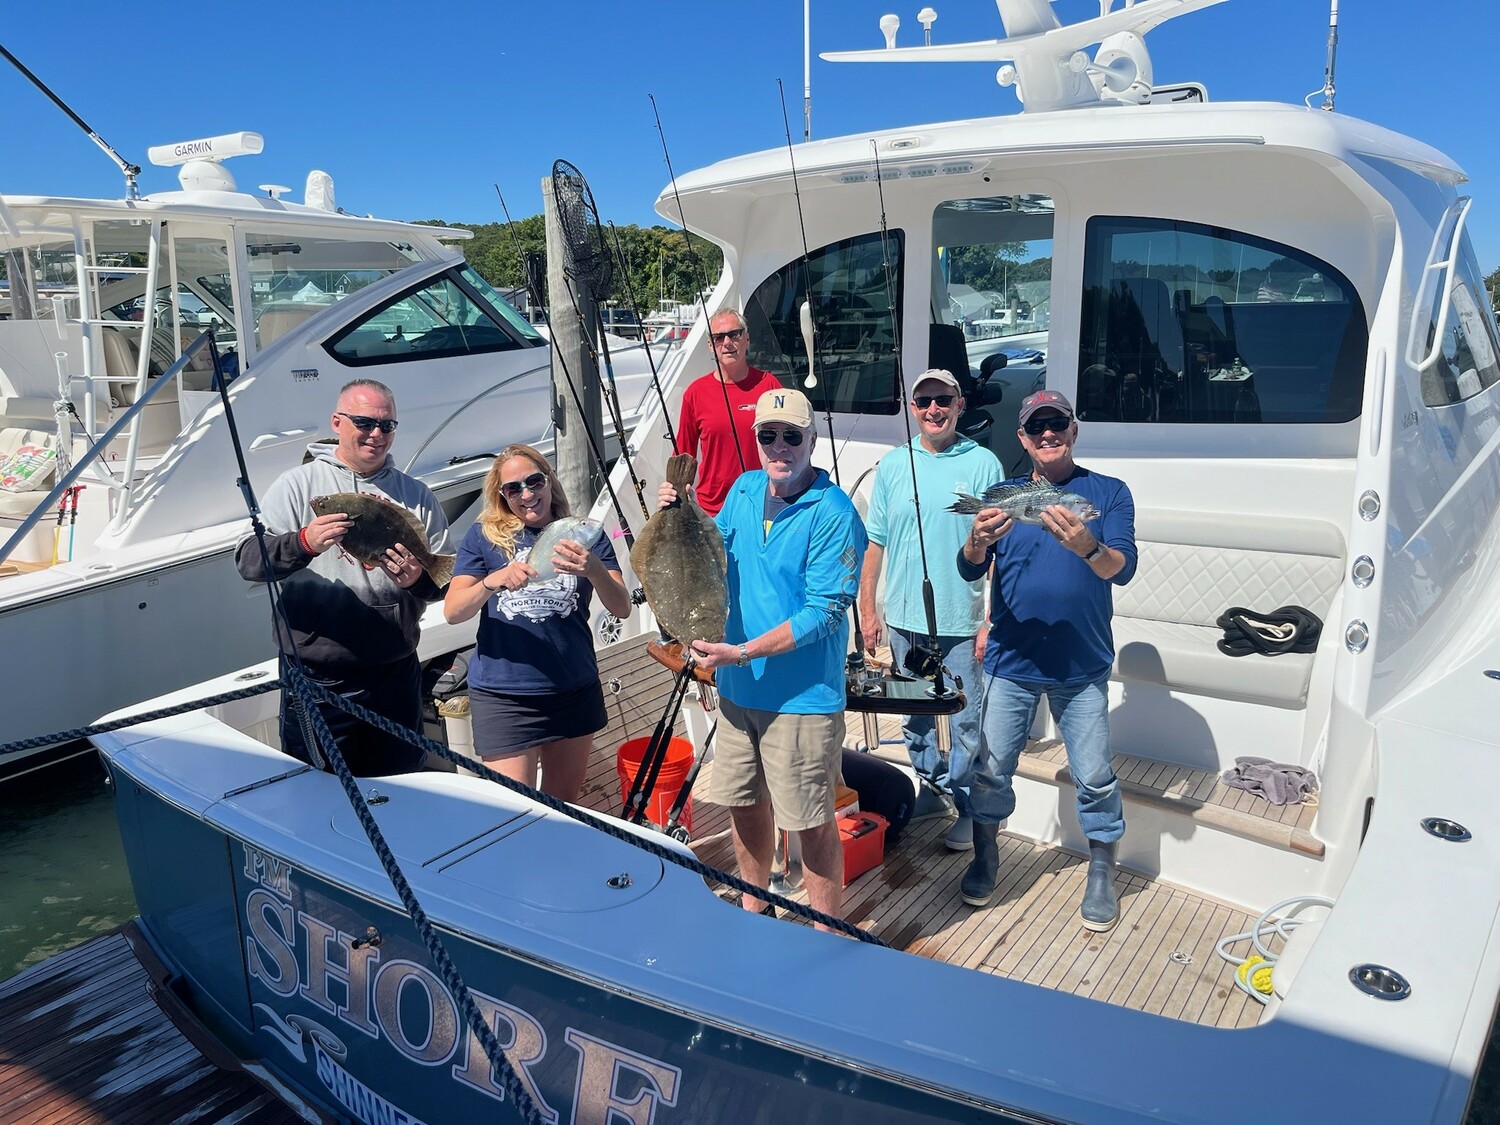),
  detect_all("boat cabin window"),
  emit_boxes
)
[932,194,1054,352]
[246,234,423,350]
[454,264,544,344]
[1078,218,1366,423]
[745,230,904,415]
[1418,237,1500,408]
[0,240,76,321]
[324,268,531,365]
